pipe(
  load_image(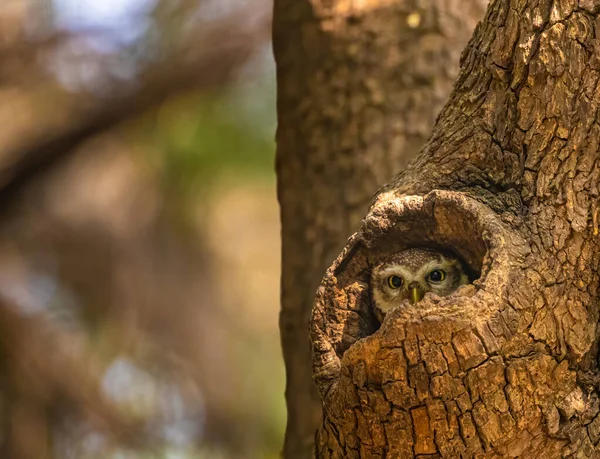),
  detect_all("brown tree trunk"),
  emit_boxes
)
[273,1,488,457]
[308,0,600,457]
